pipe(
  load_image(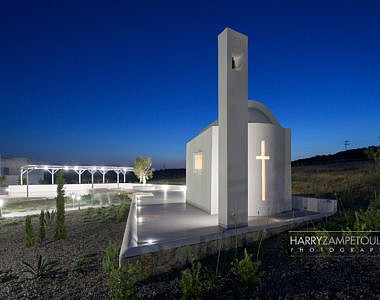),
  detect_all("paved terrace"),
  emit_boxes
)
[120,185,336,259]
